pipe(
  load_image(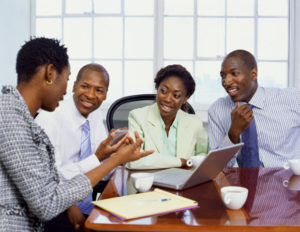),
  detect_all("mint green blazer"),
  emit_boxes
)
[126,103,208,169]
